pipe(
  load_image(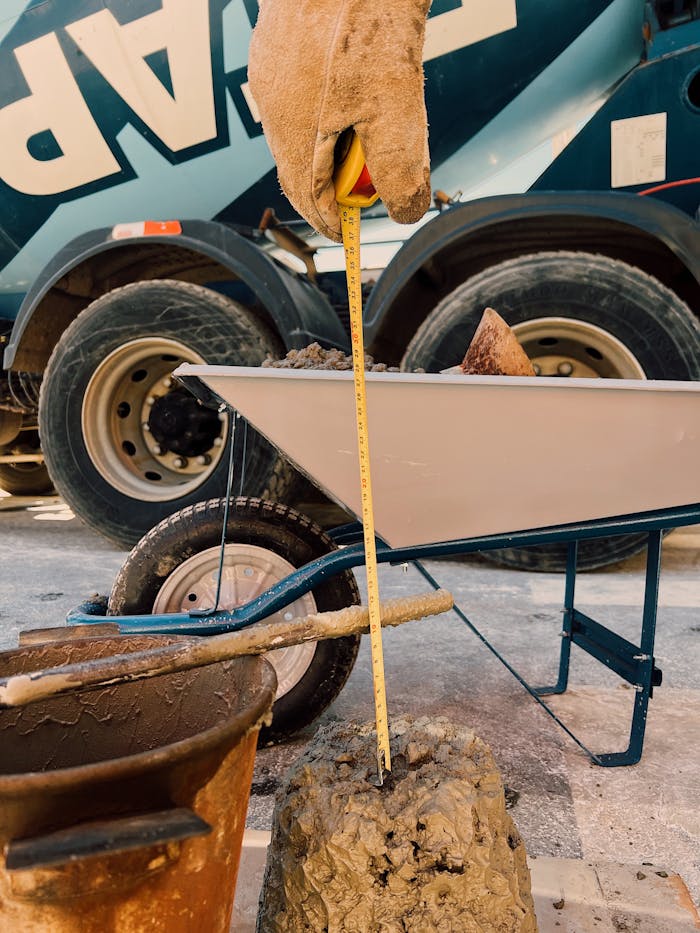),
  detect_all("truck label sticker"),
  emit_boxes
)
[610,112,667,188]
[424,0,517,62]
